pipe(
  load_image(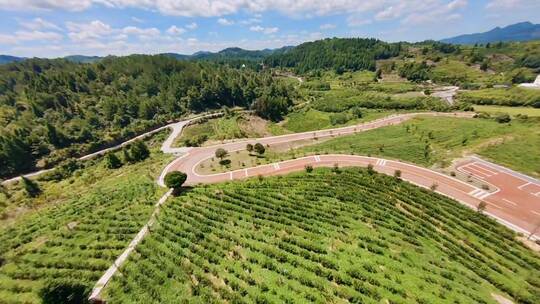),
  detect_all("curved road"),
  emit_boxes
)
[89,111,539,303]
[162,111,539,238]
